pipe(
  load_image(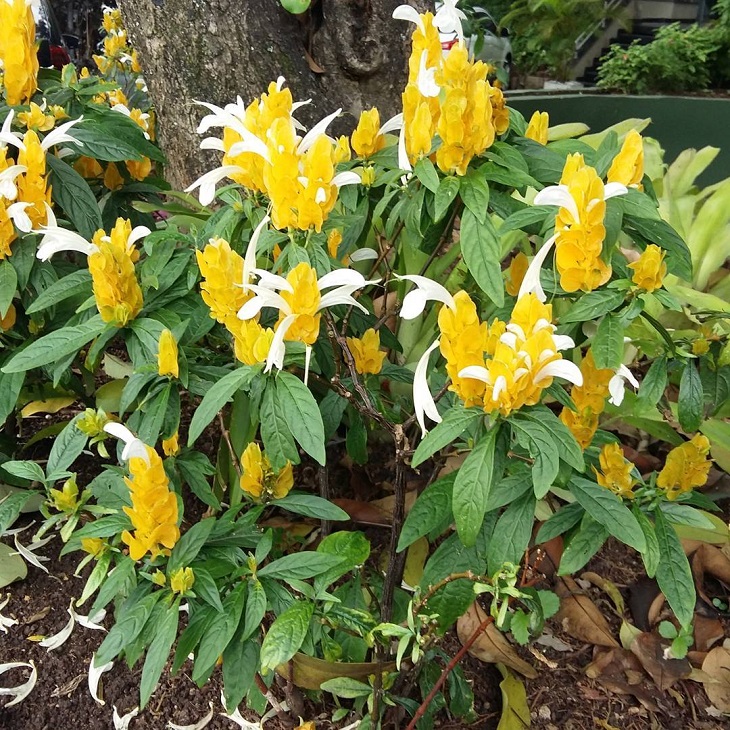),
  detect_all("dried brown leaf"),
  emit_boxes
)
[694,616,725,653]
[701,646,730,712]
[555,576,619,648]
[629,631,692,691]
[457,603,537,679]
